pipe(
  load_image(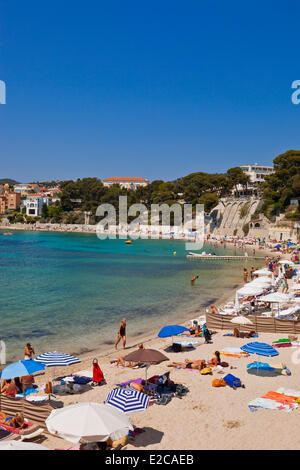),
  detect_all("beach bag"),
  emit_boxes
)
[223,373,242,389]
[212,379,226,387]
[175,384,189,397]
[220,361,229,367]
[200,367,212,375]
[172,343,182,353]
